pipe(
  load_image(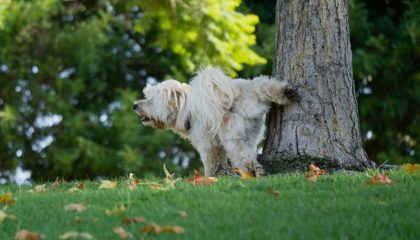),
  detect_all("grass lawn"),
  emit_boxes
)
[1,169,420,239]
